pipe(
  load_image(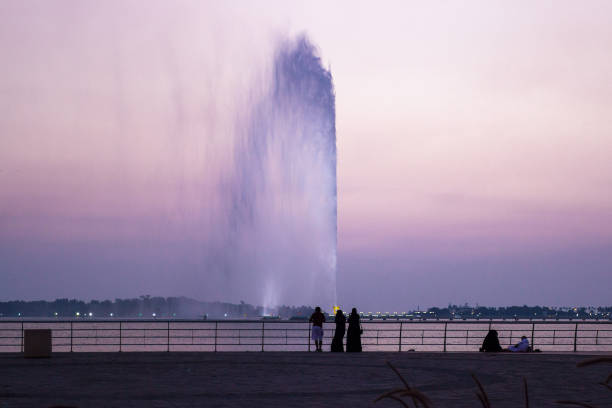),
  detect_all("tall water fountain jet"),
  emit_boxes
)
[228,36,337,311]
[0,3,338,307]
